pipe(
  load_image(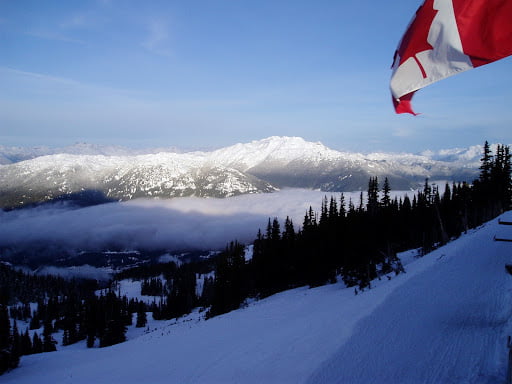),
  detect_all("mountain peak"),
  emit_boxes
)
[209,136,340,171]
